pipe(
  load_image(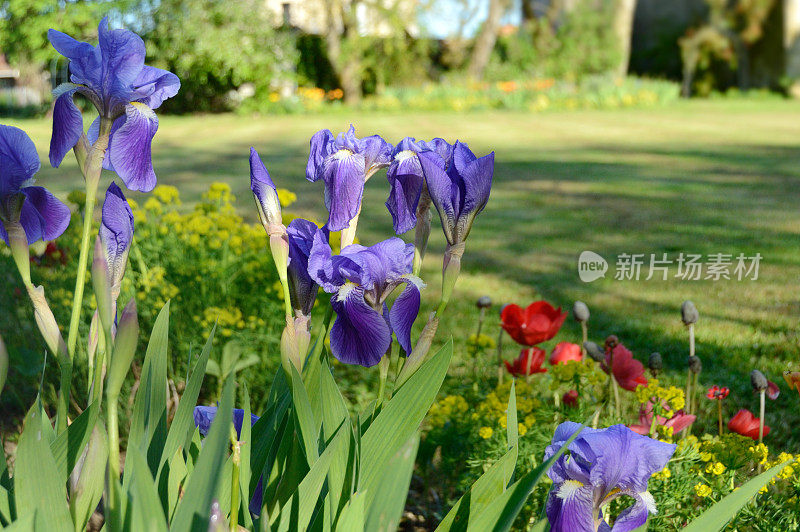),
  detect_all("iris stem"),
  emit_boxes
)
[66,119,112,382]
[230,435,241,530]
[106,390,120,517]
